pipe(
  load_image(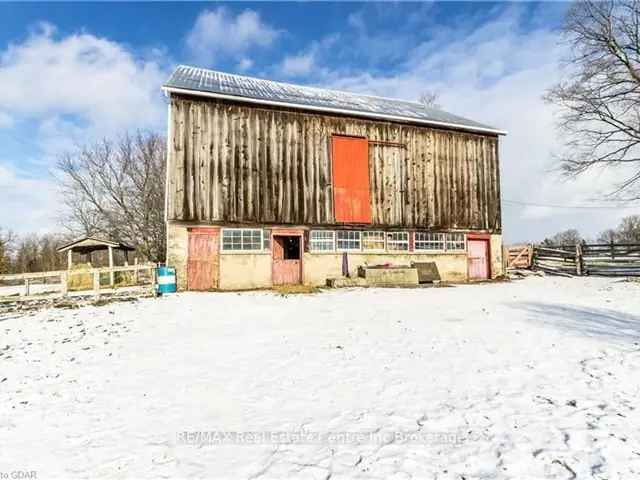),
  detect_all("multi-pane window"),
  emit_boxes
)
[362,231,385,251]
[445,233,466,251]
[415,232,445,251]
[221,229,264,251]
[304,230,465,253]
[336,231,361,251]
[310,231,335,252]
[386,232,409,251]
[262,230,271,250]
